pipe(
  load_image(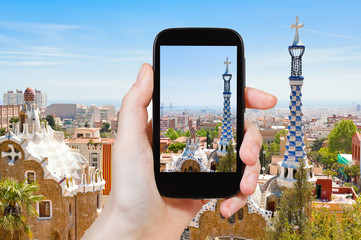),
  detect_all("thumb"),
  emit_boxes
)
[117,63,153,145]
